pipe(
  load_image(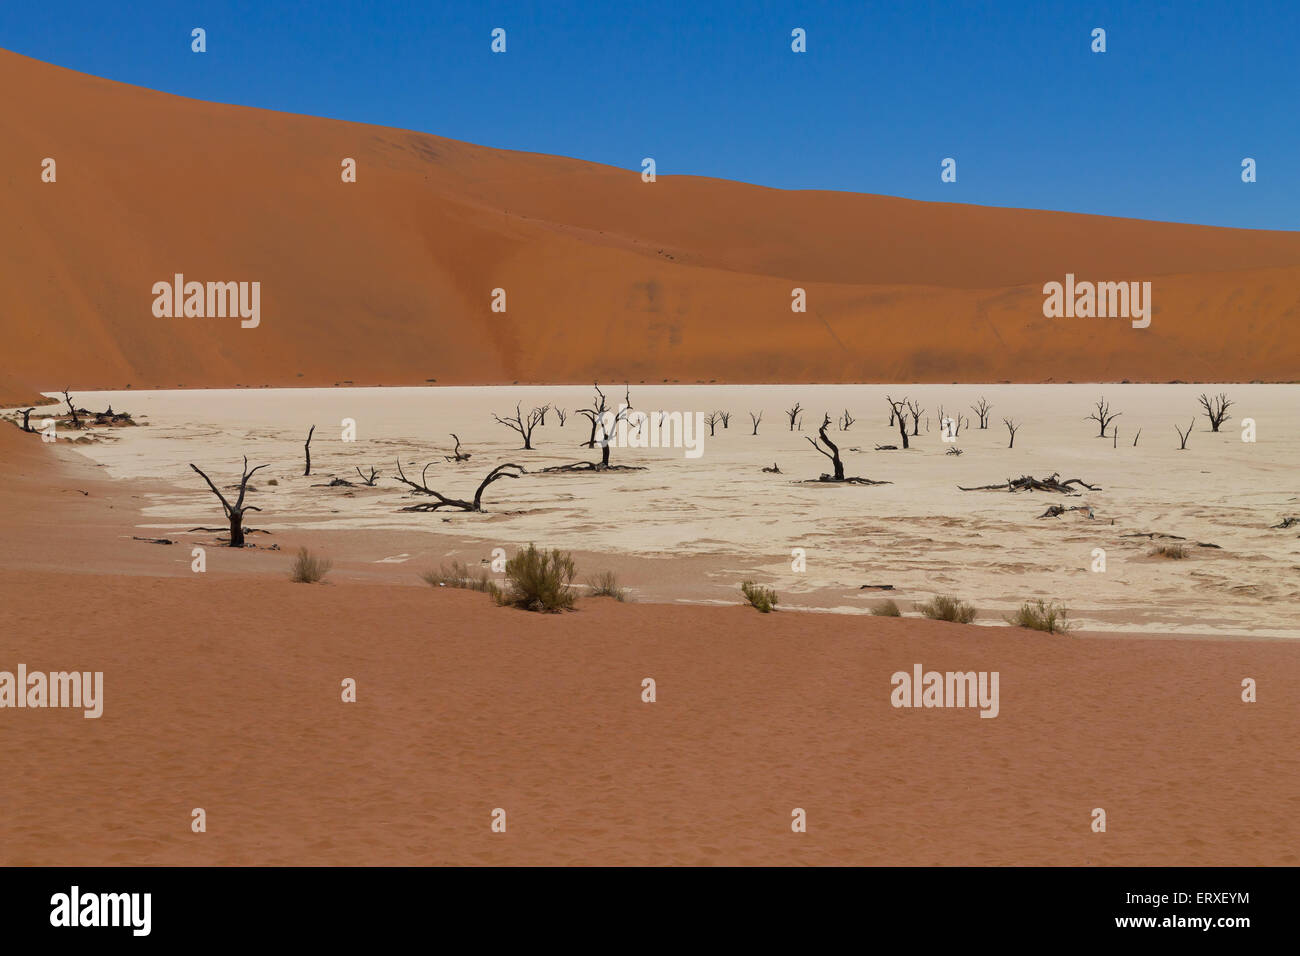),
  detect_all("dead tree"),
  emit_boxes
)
[17,408,36,433]
[543,396,645,472]
[959,473,1100,495]
[1198,393,1233,432]
[577,384,613,448]
[719,411,731,429]
[750,411,762,435]
[840,409,856,431]
[555,408,567,427]
[1003,417,1020,448]
[303,425,315,476]
[885,396,911,449]
[189,457,268,547]
[537,405,548,426]
[1086,397,1121,438]
[705,411,721,436]
[493,402,547,450]
[1175,420,1194,450]
[355,466,380,486]
[786,402,802,431]
[1133,428,1141,447]
[761,462,782,473]
[1038,504,1096,519]
[906,399,923,436]
[804,414,889,485]
[443,433,471,462]
[970,397,992,429]
[397,461,524,512]
[62,389,81,428]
